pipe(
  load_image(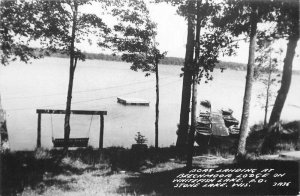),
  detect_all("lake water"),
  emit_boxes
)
[0,58,299,151]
